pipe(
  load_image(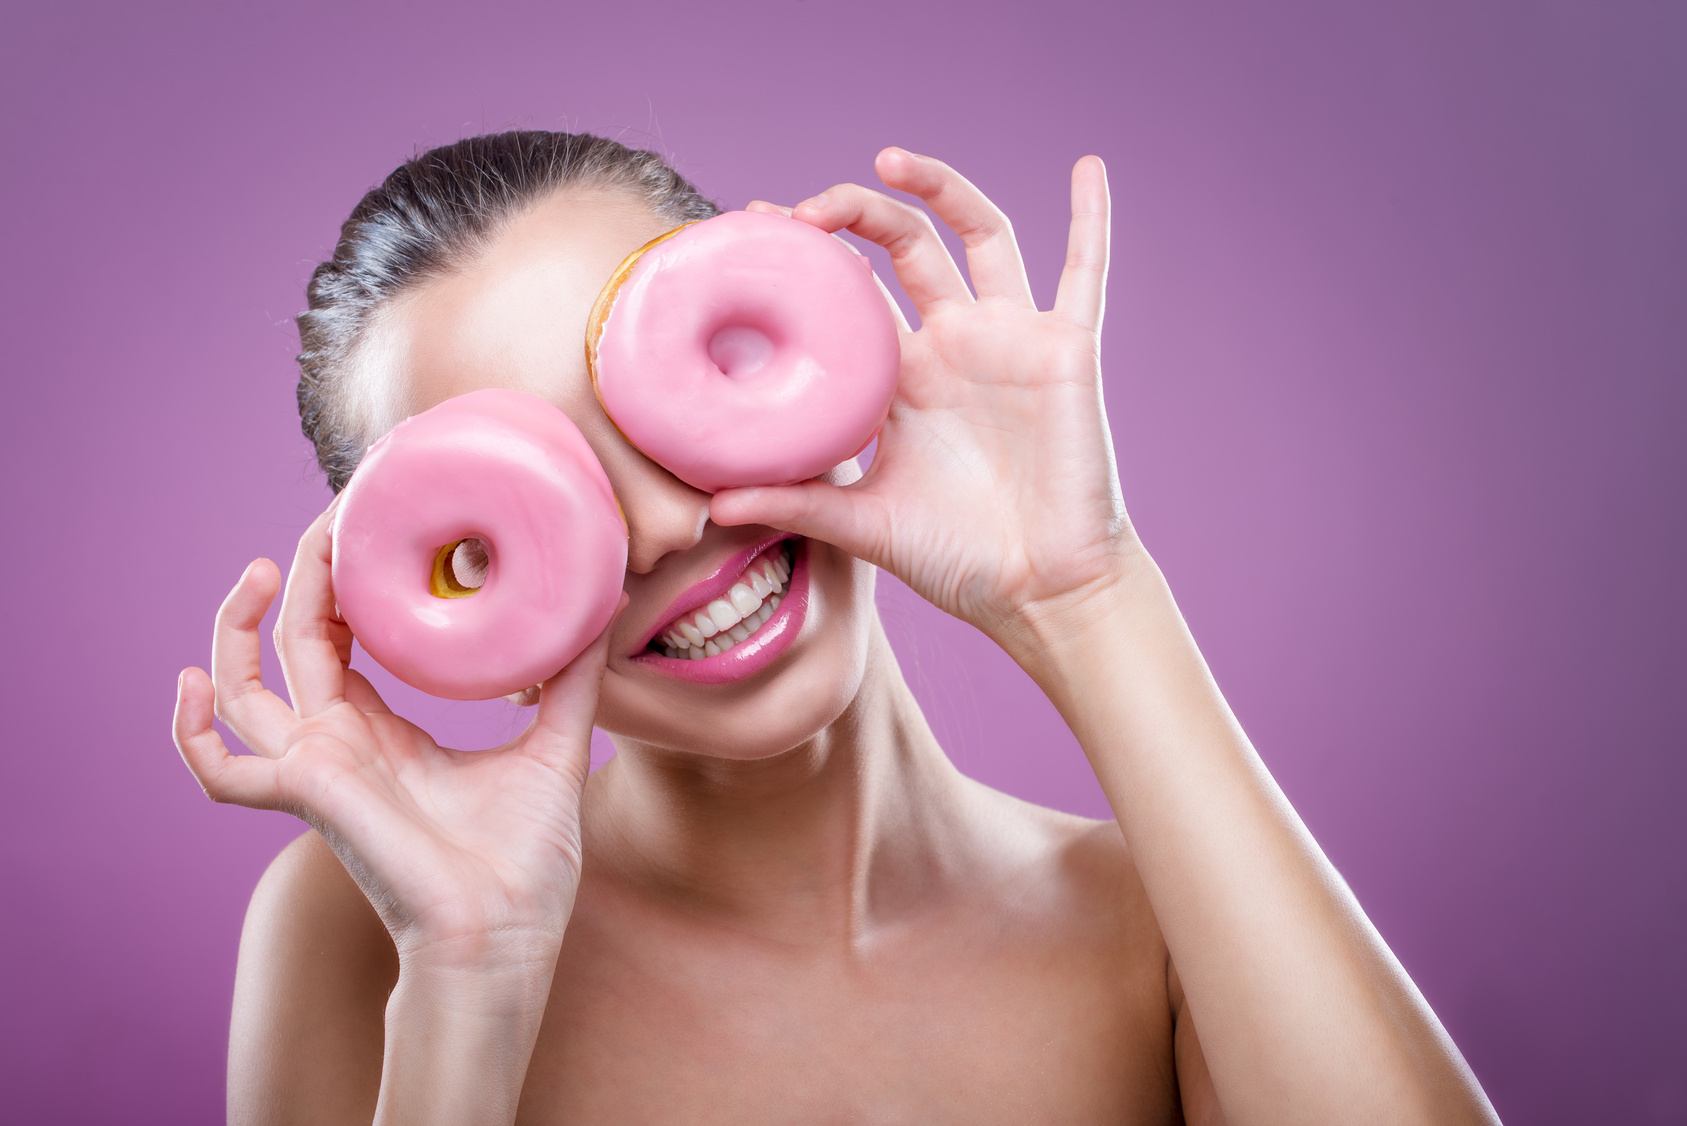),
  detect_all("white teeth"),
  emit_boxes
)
[728,583,759,616]
[655,544,796,661]
[708,599,741,630]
